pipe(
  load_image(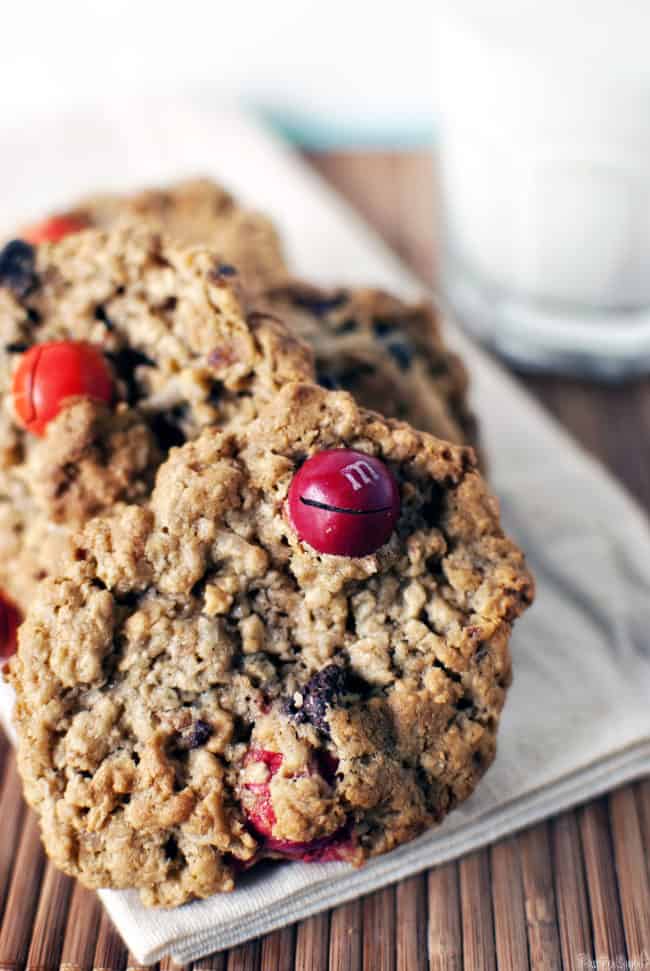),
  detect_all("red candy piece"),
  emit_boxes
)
[21,215,87,245]
[287,449,400,557]
[12,341,113,437]
[242,747,353,863]
[243,748,284,837]
[0,592,21,667]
